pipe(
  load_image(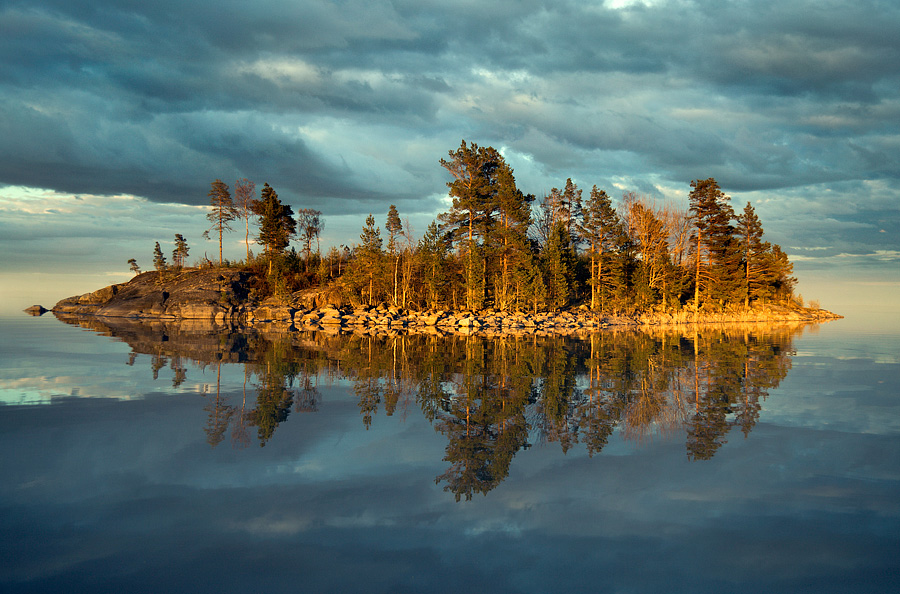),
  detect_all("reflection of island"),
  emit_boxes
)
[55,313,803,499]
